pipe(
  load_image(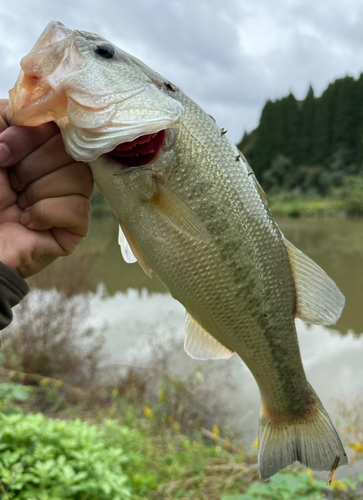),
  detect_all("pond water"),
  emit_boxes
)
[29,215,363,475]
